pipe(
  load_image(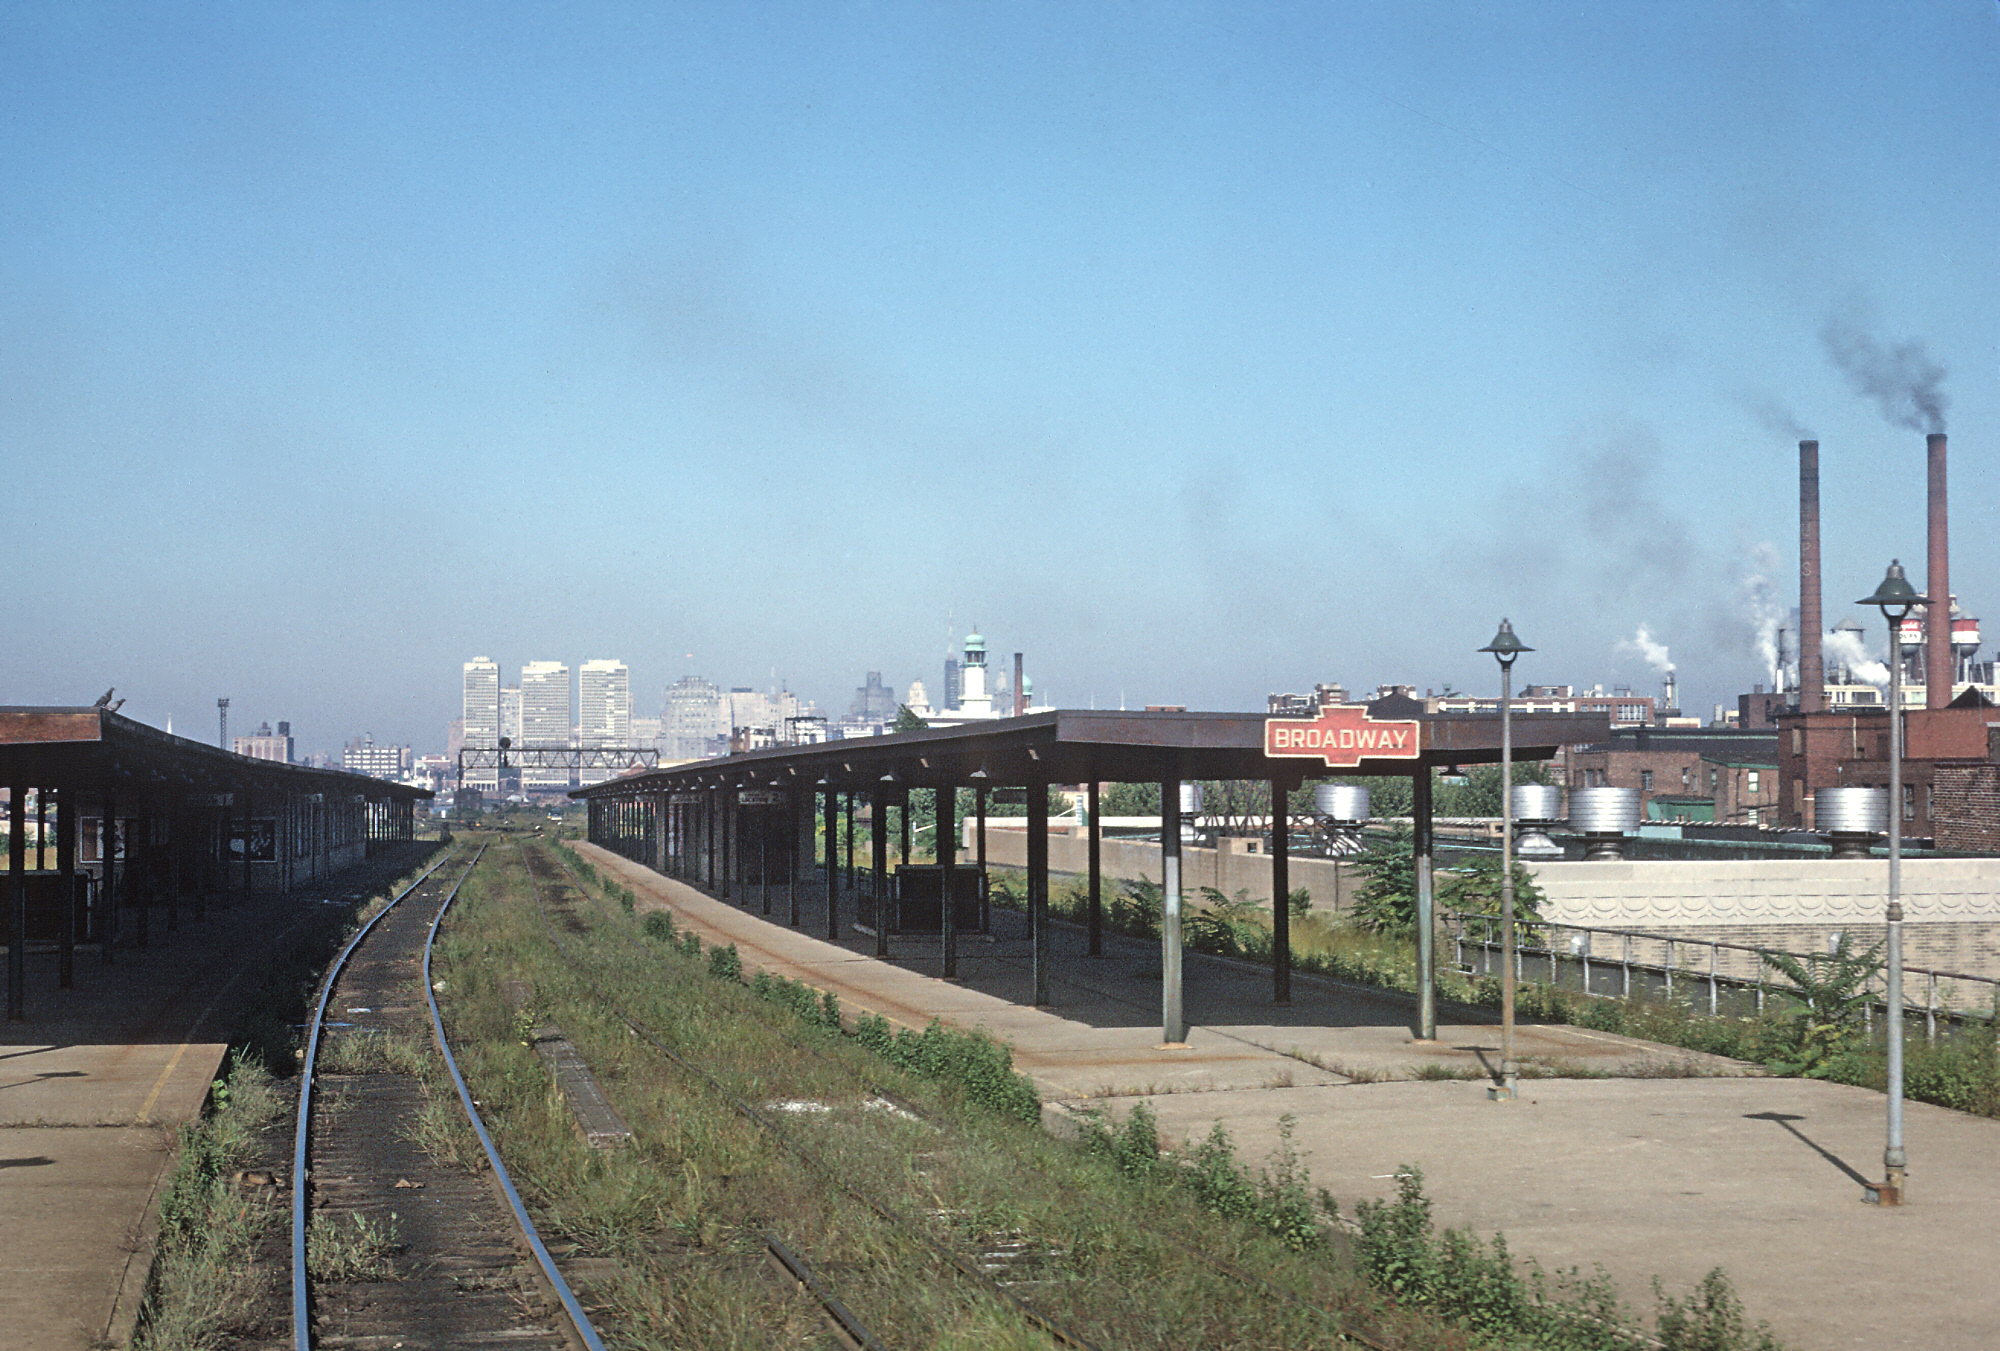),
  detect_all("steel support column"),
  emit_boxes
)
[104,792,120,963]
[759,798,771,915]
[1272,778,1290,1005]
[57,784,76,989]
[824,787,839,941]
[788,790,802,928]
[720,787,733,901]
[1161,776,1184,1043]
[1086,781,1103,956]
[1028,779,1050,1005]
[240,784,253,902]
[133,797,149,949]
[705,788,717,892]
[872,784,890,957]
[1414,767,1437,1041]
[939,782,957,979]
[975,784,988,935]
[9,784,26,1020]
